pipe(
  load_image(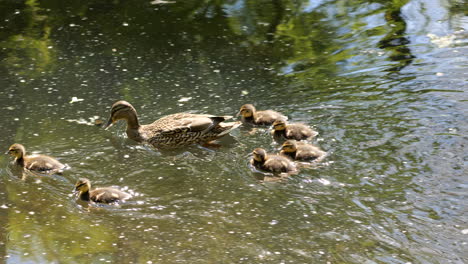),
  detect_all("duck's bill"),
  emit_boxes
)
[103,118,114,130]
[235,111,241,117]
